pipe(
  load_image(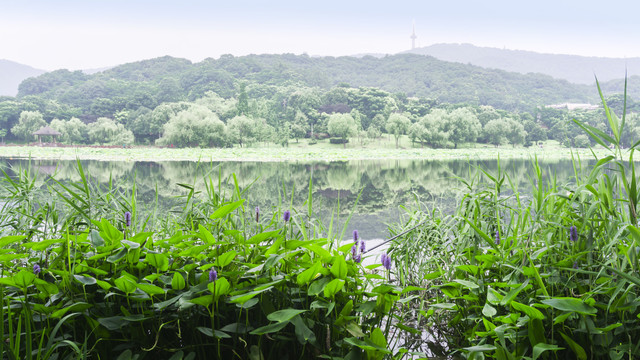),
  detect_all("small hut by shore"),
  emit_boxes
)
[32,126,62,144]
